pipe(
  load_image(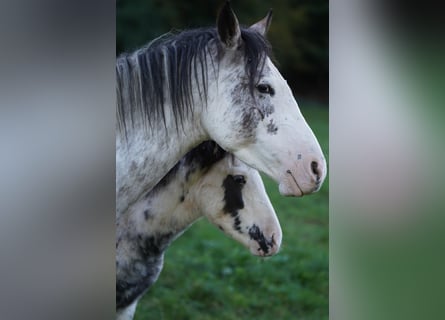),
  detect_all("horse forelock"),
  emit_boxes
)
[116,27,272,137]
[240,29,273,95]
